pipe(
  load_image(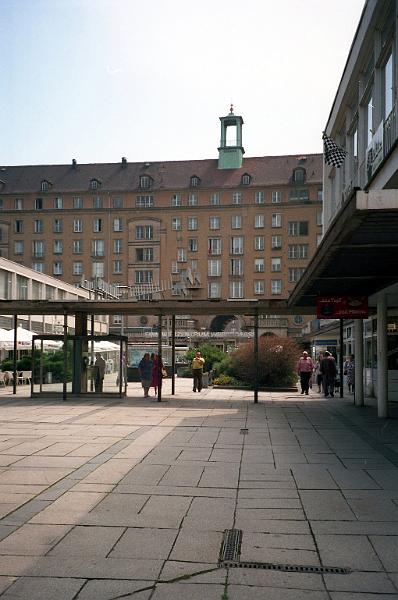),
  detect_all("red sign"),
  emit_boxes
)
[316,296,368,319]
